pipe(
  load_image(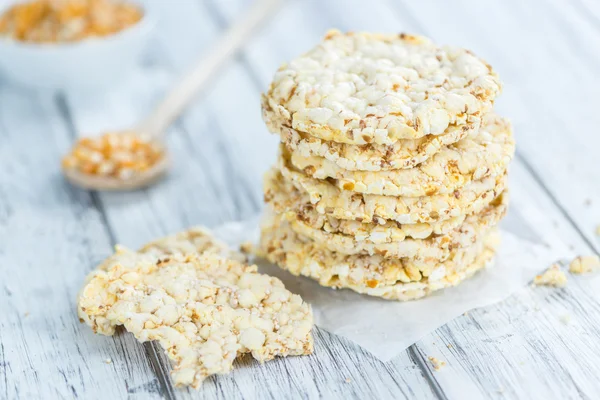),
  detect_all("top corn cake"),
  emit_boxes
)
[264,30,501,145]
